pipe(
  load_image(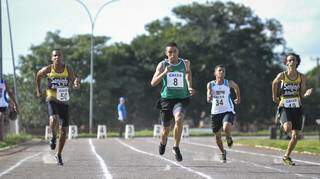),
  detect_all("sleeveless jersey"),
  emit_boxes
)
[279,72,301,108]
[46,65,70,102]
[160,58,190,99]
[0,80,9,107]
[210,79,235,114]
